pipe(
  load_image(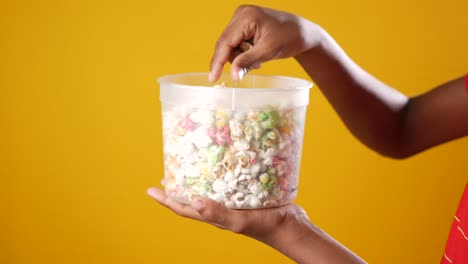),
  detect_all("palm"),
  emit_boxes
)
[147,187,306,240]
